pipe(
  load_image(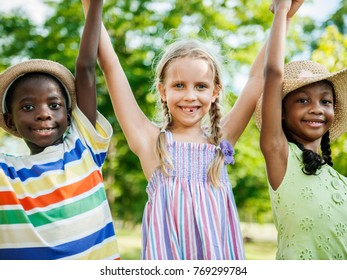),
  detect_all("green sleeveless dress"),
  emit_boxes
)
[269,143,347,260]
